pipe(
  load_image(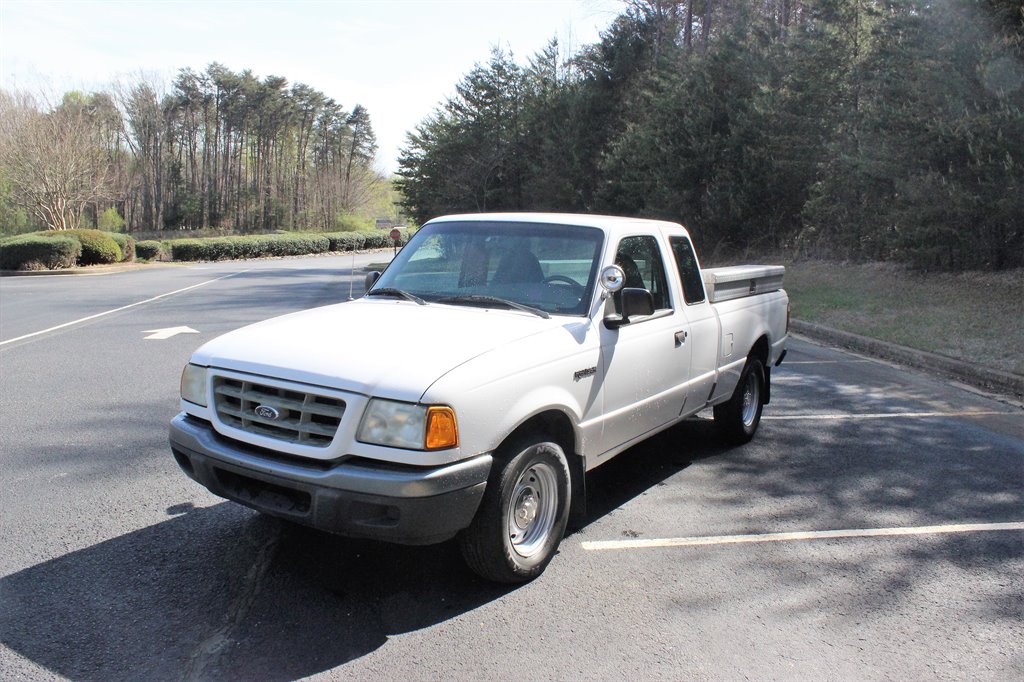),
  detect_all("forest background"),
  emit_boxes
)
[400,0,1023,272]
[0,64,390,236]
[1,0,1022,272]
